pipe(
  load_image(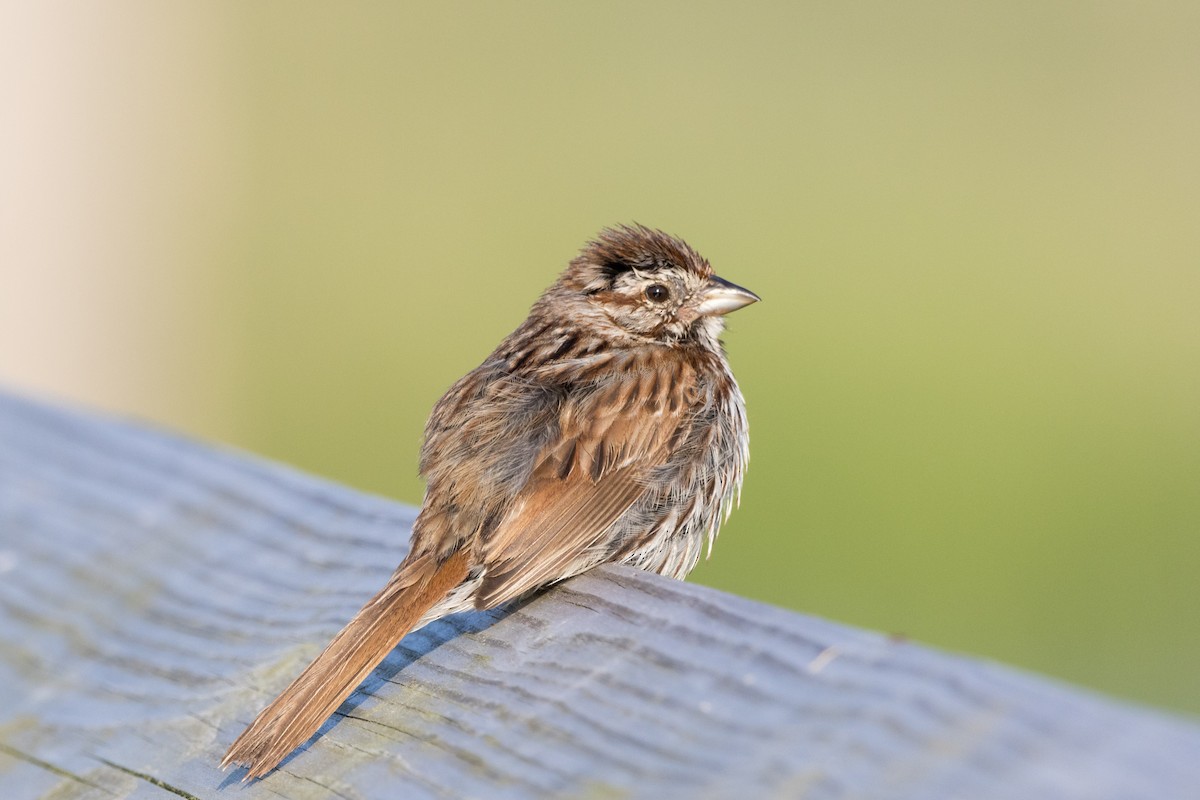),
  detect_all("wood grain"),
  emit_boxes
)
[1,389,1198,799]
